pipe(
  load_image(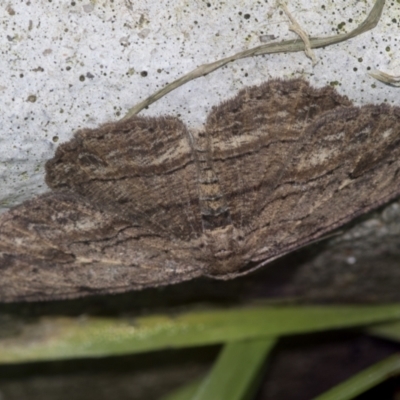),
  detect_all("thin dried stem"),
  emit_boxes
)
[280,1,317,65]
[122,0,385,119]
[369,69,400,86]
